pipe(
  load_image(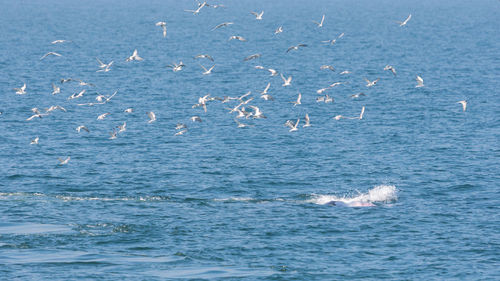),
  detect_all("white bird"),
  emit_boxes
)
[195,54,214,61]
[303,114,311,127]
[229,35,247,42]
[96,58,113,72]
[330,82,346,88]
[68,89,86,100]
[97,113,110,120]
[312,14,325,27]
[289,119,300,132]
[281,73,292,87]
[45,105,66,113]
[291,92,302,107]
[212,22,233,31]
[174,129,188,136]
[76,79,95,87]
[416,75,424,87]
[58,157,70,165]
[185,2,206,15]
[251,11,264,20]
[286,44,307,53]
[457,100,467,111]
[30,137,39,145]
[320,65,335,71]
[340,70,351,75]
[324,95,334,103]
[191,116,202,122]
[234,119,254,128]
[51,83,60,95]
[155,21,167,37]
[249,106,266,119]
[351,92,366,99]
[109,130,118,140]
[117,122,127,133]
[51,40,68,44]
[268,68,278,76]
[364,78,380,87]
[167,61,185,72]
[40,52,62,60]
[384,65,397,76]
[176,123,187,130]
[275,26,283,34]
[261,83,271,95]
[397,14,412,27]
[124,108,133,113]
[200,64,215,75]
[322,33,344,45]
[76,125,89,133]
[26,113,48,121]
[244,53,261,61]
[14,83,27,95]
[126,49,143,62]
[147,111,156,123]
[359,106,365,120]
